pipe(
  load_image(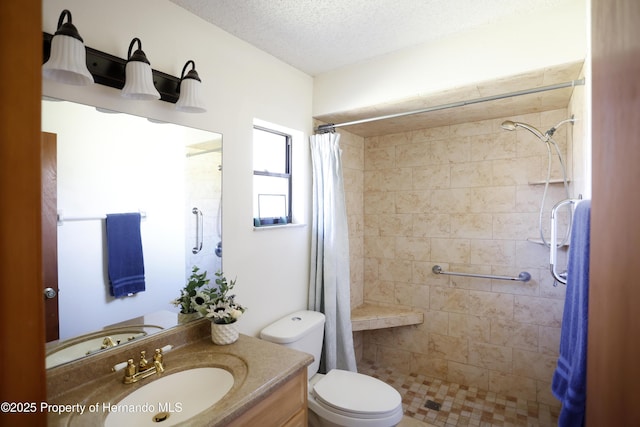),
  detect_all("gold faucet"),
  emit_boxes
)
[122,348,165,384]
[101,336,119,349]
[86,336,120,355]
